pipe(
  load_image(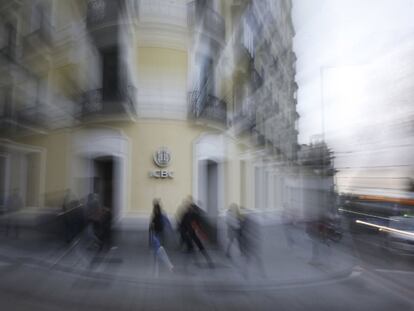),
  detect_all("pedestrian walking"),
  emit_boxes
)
[180,198,214,268]
[225,203,241,257]
[85,193,103,250]
[306,210,330,265]
[149,199,174,275]
[282,204,296,249]
[239,209,265,278]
